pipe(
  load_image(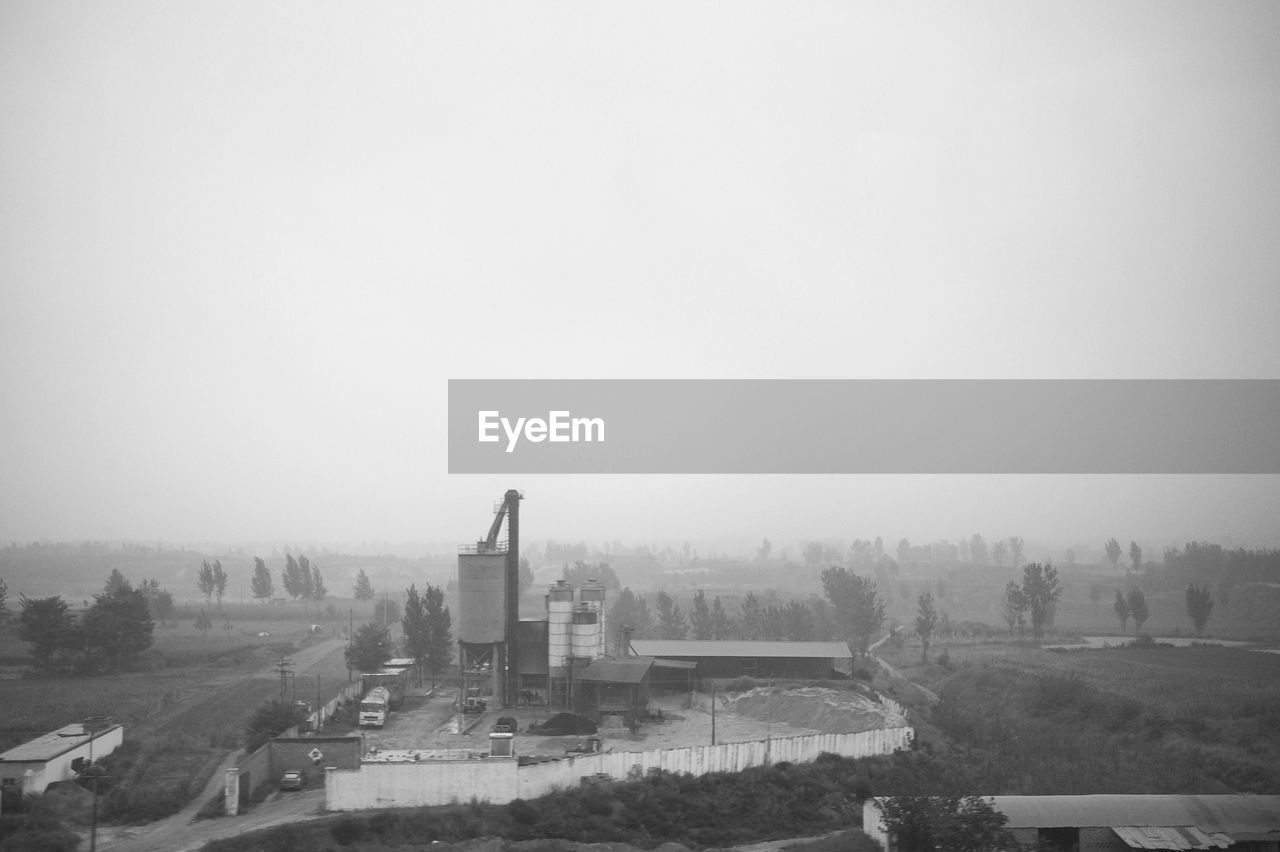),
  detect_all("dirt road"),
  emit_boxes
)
[96,787,327,852]
[93,639,351,852]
